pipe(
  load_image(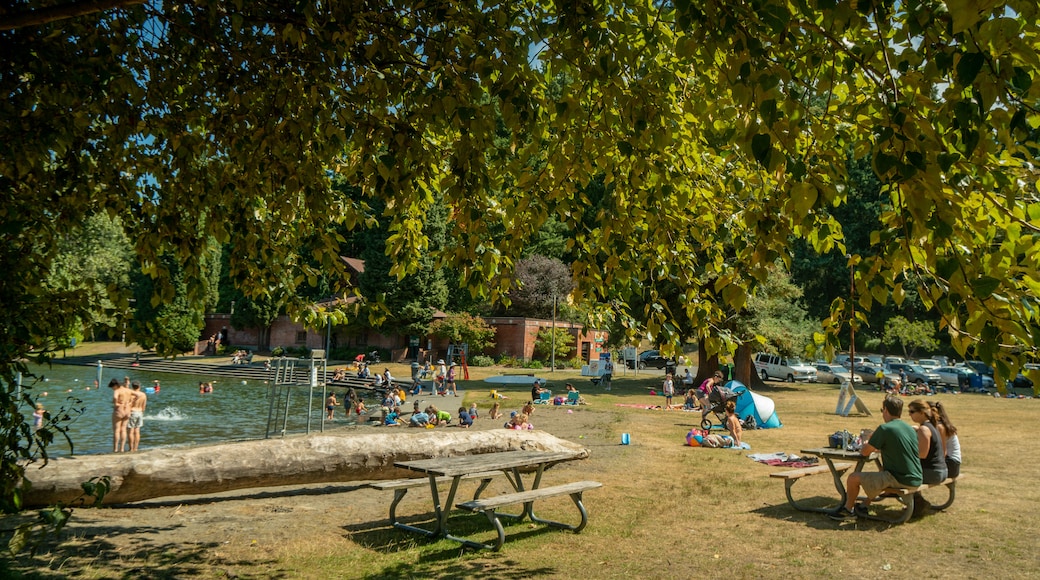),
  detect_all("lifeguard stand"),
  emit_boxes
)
[265,349,329,438]
[447,343,470,380]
